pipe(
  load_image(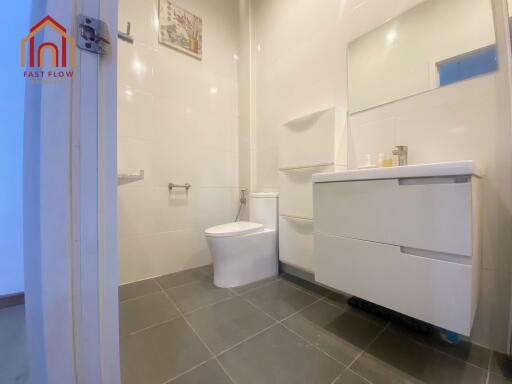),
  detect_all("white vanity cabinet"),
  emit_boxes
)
[313,161,482,335]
